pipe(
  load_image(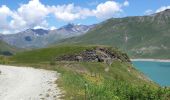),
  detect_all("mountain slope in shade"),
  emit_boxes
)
[56,9,170,59]
[0,40,18,55]
[1,24,95,48]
